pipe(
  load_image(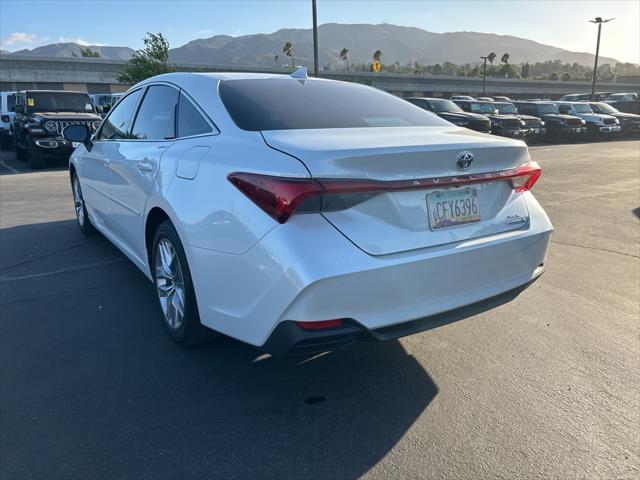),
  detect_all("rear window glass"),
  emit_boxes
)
[219,78,449,131]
